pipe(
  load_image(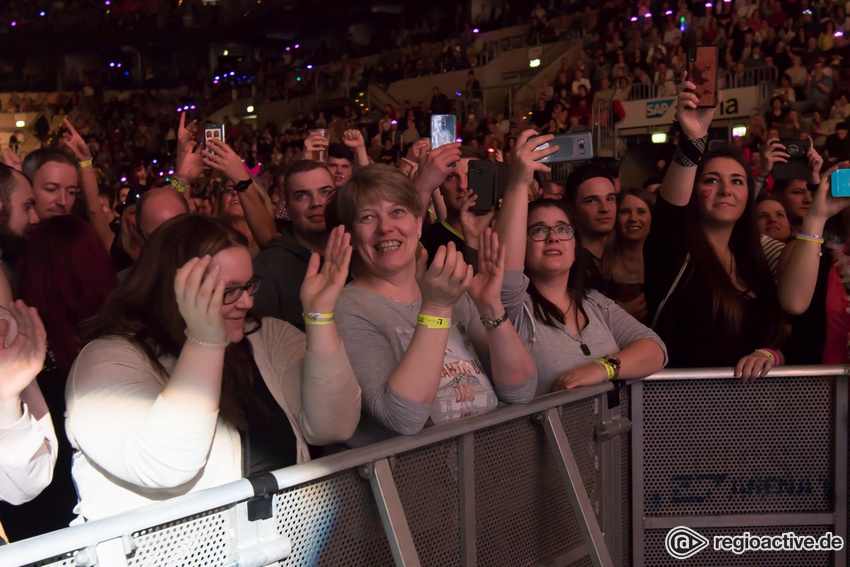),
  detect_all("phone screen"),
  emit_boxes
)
[204,123,225,145]
[430,115,456,150]
[689,47,718,108]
